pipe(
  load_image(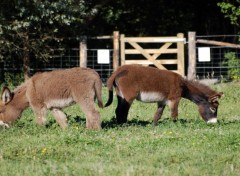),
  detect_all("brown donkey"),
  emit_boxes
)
[105,64,223,124]
[0,67,103,129]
